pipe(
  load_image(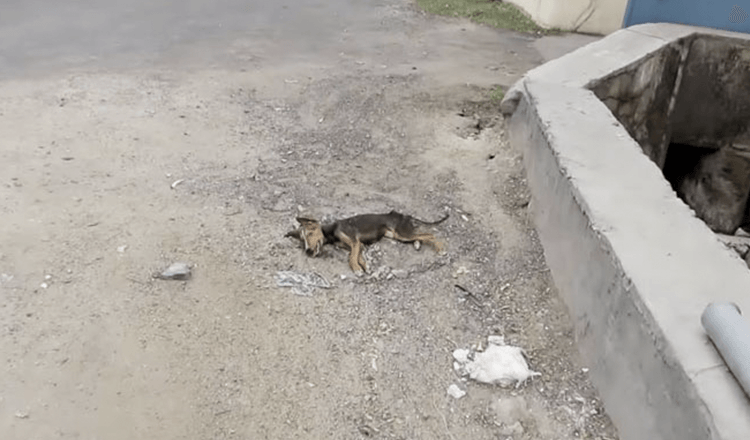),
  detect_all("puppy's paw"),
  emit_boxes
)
[435,243,447,256]
[354,269,366,278]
